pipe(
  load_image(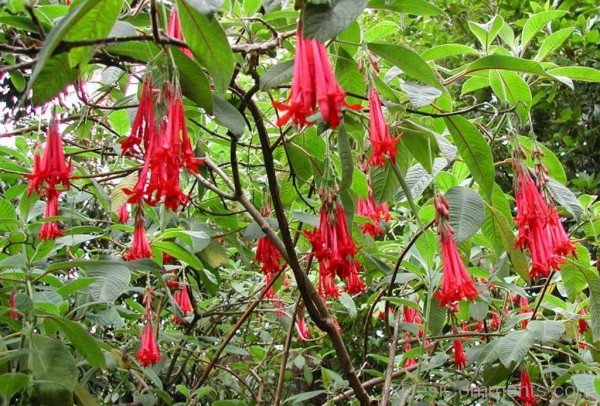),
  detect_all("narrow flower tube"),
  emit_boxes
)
[433,195,479,307]
[167,8,193,58]
[172,283,194,323]
[9,292,19,320]
[368,87,399,166]
[39,187,63,239]
[578,309,589,334]
[273,28,356,129]
[117,204,130,223]
[453,340,467,369]
[136,324,161,367]
[357,188,391,237]
[296,311,310,342]
[254,234,283,299]
[124,219,152,261]
[519,367,536,406]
